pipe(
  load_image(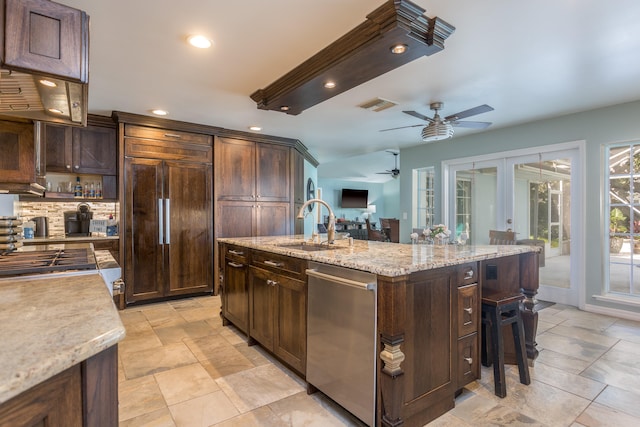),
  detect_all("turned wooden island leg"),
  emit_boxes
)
[520,251,540,362]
